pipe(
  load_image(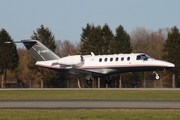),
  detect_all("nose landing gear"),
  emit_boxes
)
[153,71,160,80]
